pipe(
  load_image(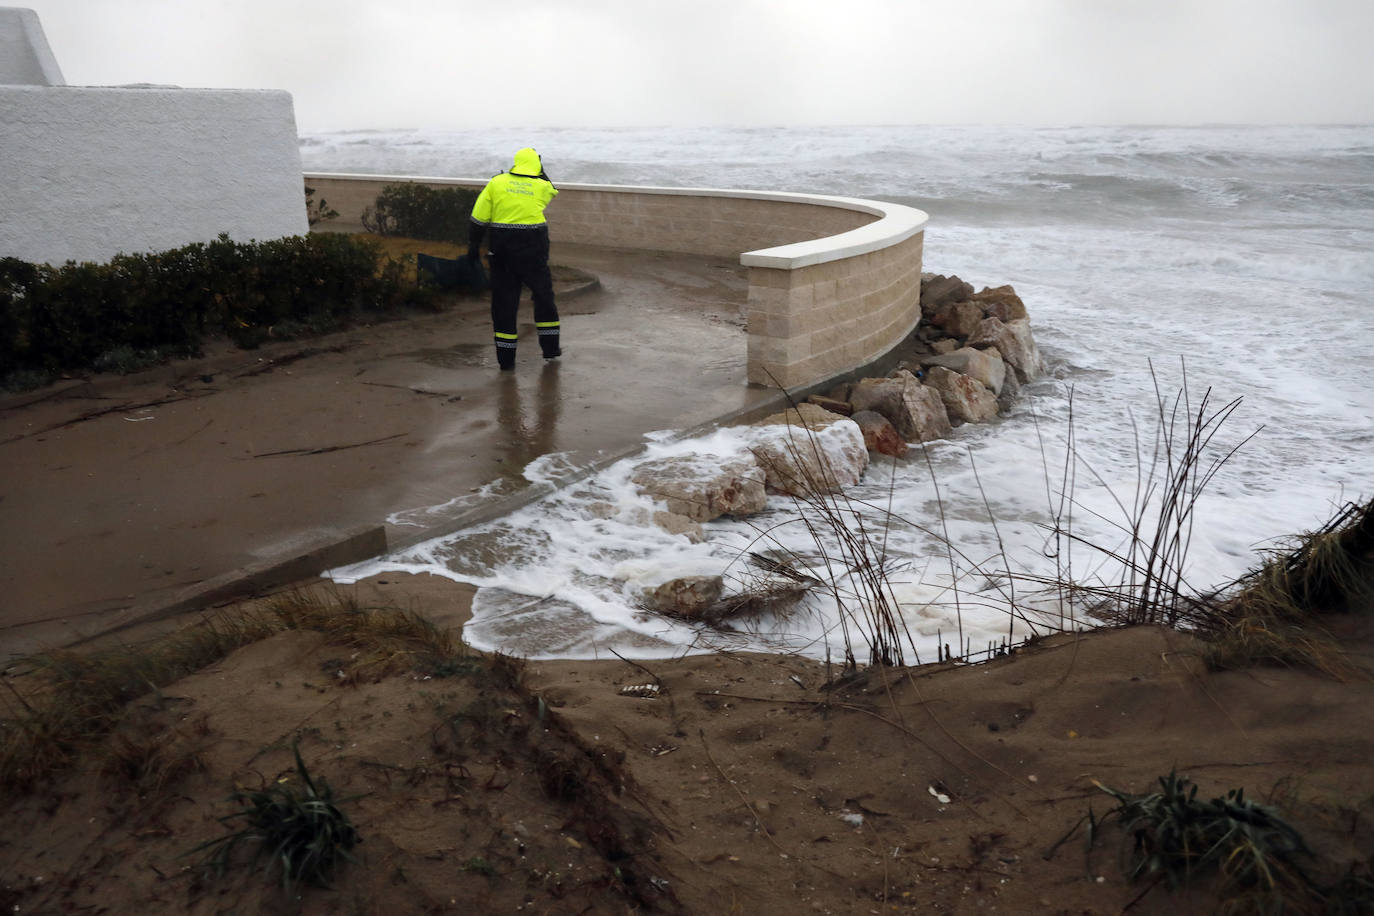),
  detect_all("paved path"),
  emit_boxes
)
[0,244,786,657]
